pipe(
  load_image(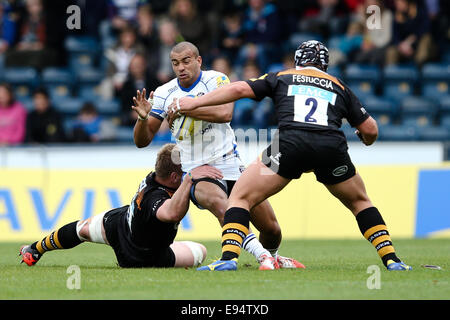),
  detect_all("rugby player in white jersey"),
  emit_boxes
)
[132,41,303,270]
